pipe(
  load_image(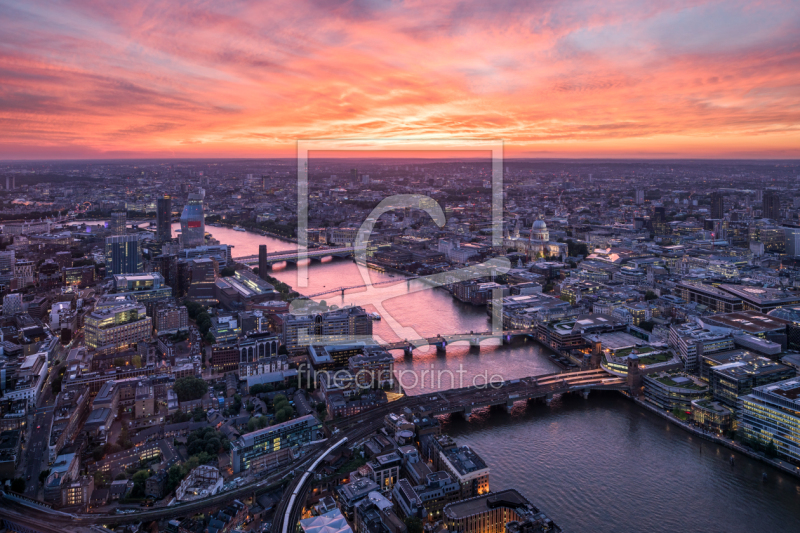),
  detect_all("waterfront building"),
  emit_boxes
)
[105,235,141,275]
[215,269,277,309]
[708,354,794,407]
[443,489,562,533]
[643,371,709,411]
[536,314,626,353]
[740,377,800,461]
[180,244,232,267]
[180,187,205,247]
[691,399,733,434]
[432,435,490,499]
[230,414,321,473]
